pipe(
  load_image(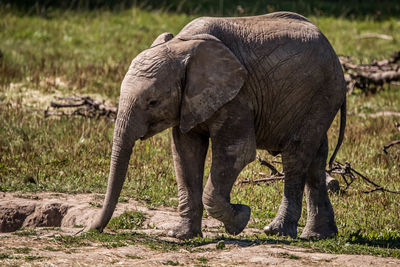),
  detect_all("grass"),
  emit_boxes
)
[277,252,301,260]
[107,210,146,231]
[197,256,208,263]
[0,0,400,260]
[126,254,143,259]
[0,252,43,261]
[11,247,32,254]
[13,228,37,236]
[162,260,182,266]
